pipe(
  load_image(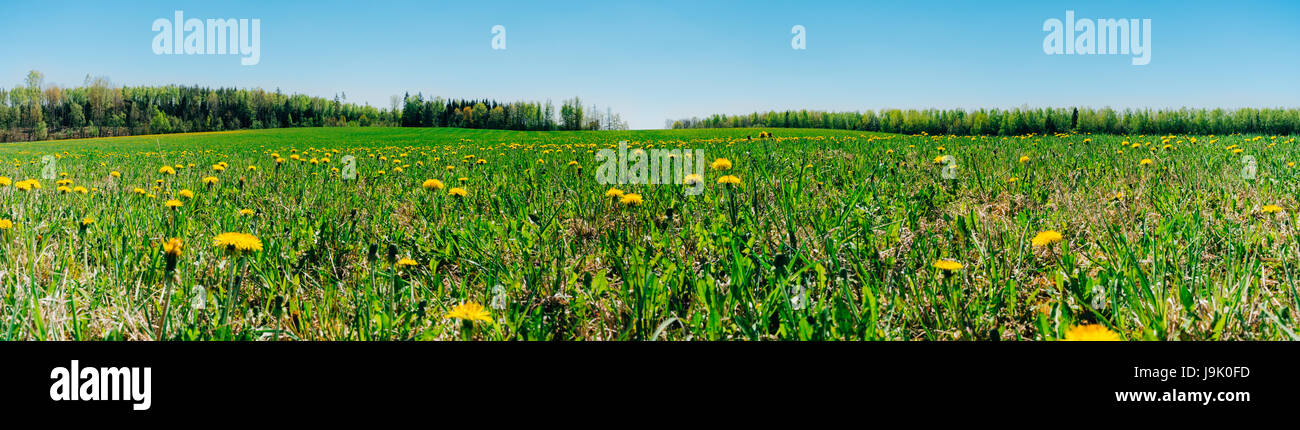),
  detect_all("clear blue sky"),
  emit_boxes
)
[3,0,1297,129]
